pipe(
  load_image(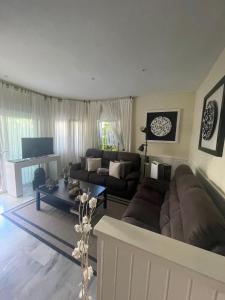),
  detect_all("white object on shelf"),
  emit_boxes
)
[6,154,61,197]
[150,160,159,179]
